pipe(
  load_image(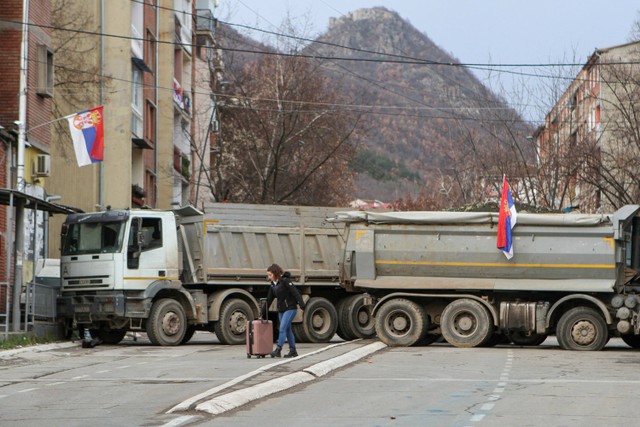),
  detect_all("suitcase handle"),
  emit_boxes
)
[259,298,268,321]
